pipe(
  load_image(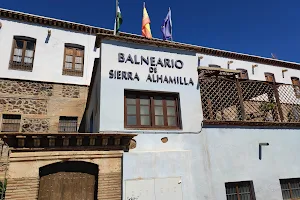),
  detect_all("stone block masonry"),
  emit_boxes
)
[0,79,53,97]
[0,98,47,114]
[0,78,89,133]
